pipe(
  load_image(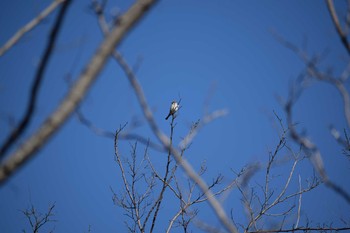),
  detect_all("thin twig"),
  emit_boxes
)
[180,109,228,150]
[149,117,175,232]
[295,175,302,228]
[273,33,350,204]
[286,96,350,204]
[21,202,56,233]
[76,110,163,151]
[273,31,350,128]
[114,130,152,232]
